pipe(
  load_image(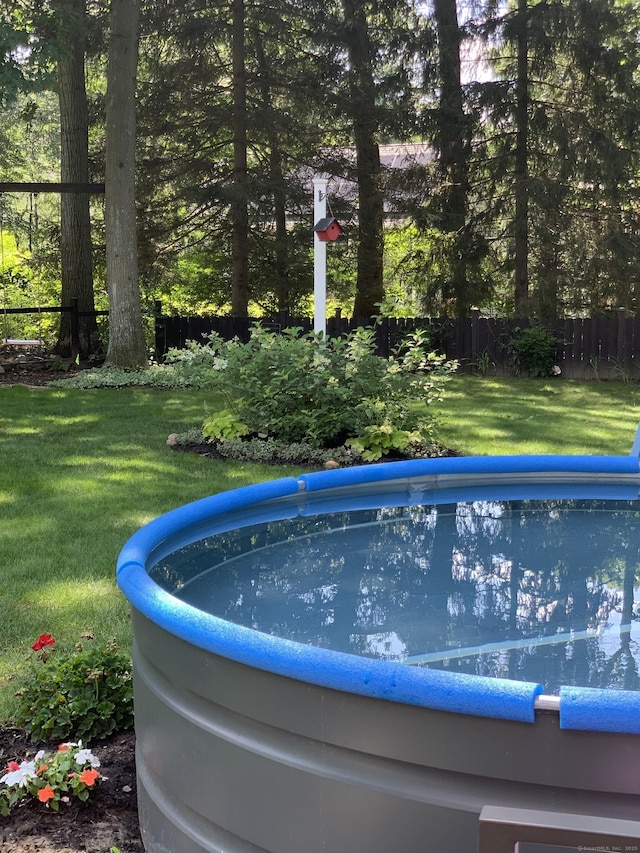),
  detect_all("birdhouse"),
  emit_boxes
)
[314,217,343,242]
